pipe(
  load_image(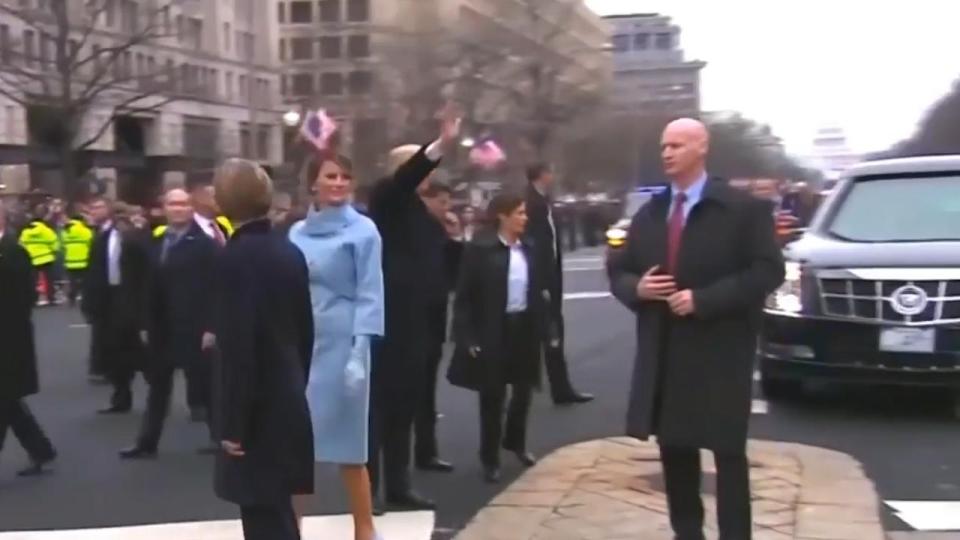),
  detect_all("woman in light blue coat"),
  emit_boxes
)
[289,153,384,540]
